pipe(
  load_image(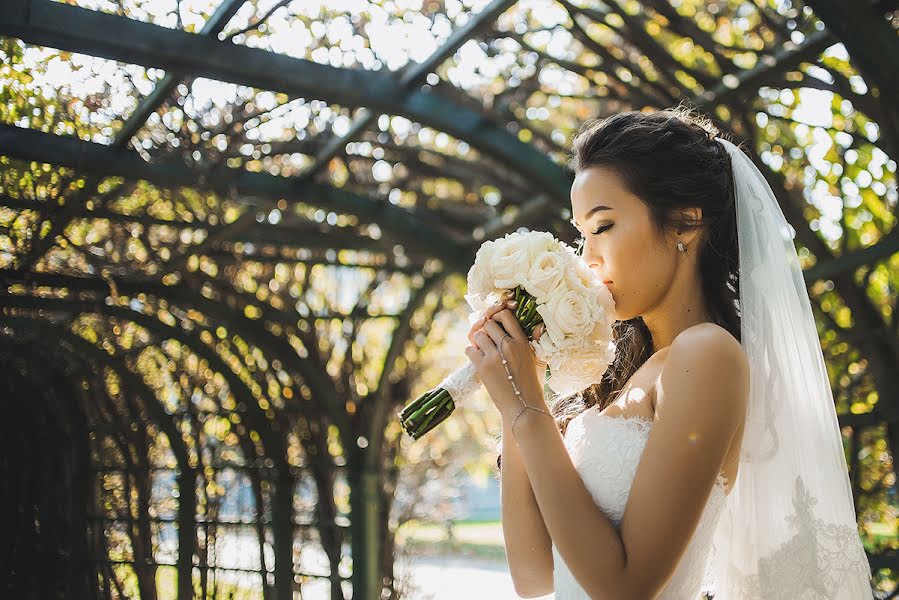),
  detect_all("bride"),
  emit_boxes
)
[463,107,874,599]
